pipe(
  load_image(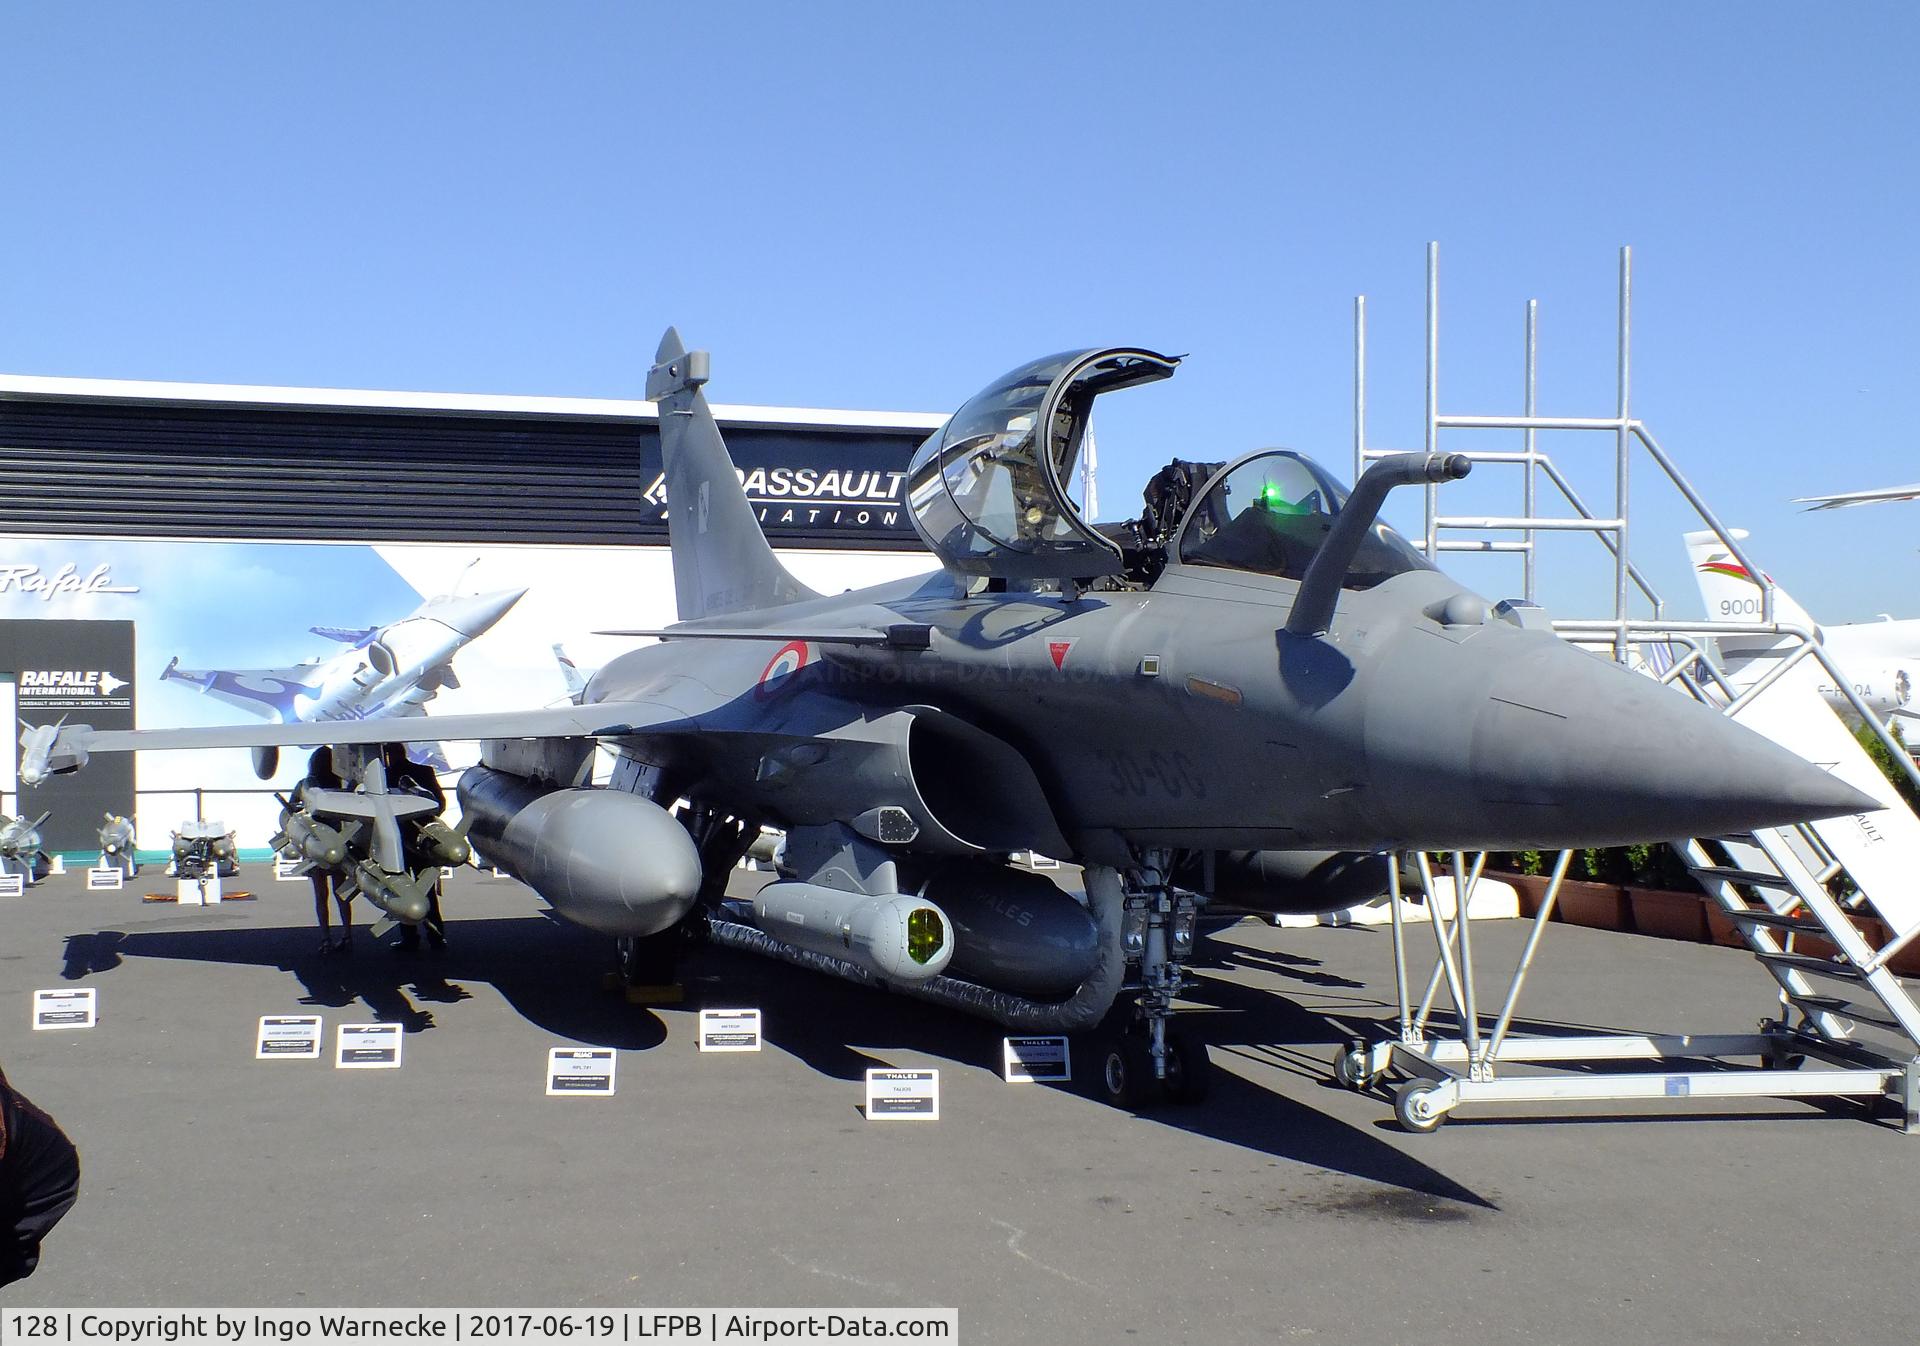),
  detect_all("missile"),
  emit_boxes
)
[457,766,702,937]
[277,808,350,868]
[98,813,135,856]
[750,881,954,984]
[414,819,471,869]
[344,859,436,924]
